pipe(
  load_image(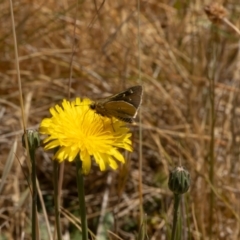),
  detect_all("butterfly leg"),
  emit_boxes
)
[110,118,115,132]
